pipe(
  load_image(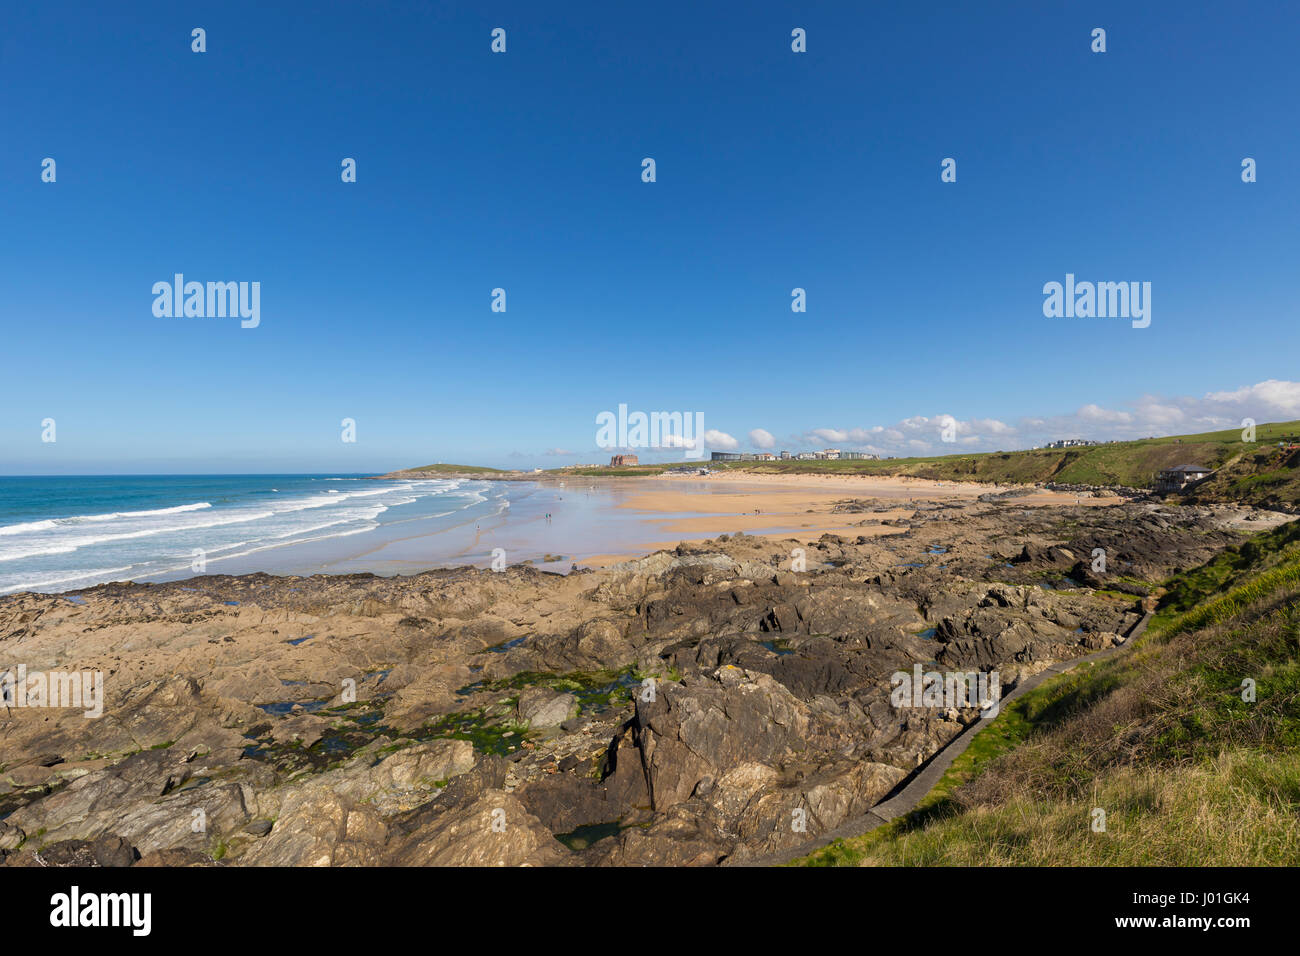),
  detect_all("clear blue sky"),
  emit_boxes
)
[3,1,1298,473]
